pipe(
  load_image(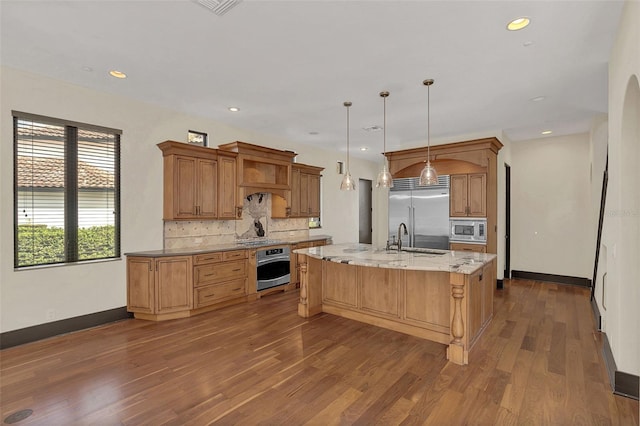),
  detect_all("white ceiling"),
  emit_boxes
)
[0,0,624,161]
